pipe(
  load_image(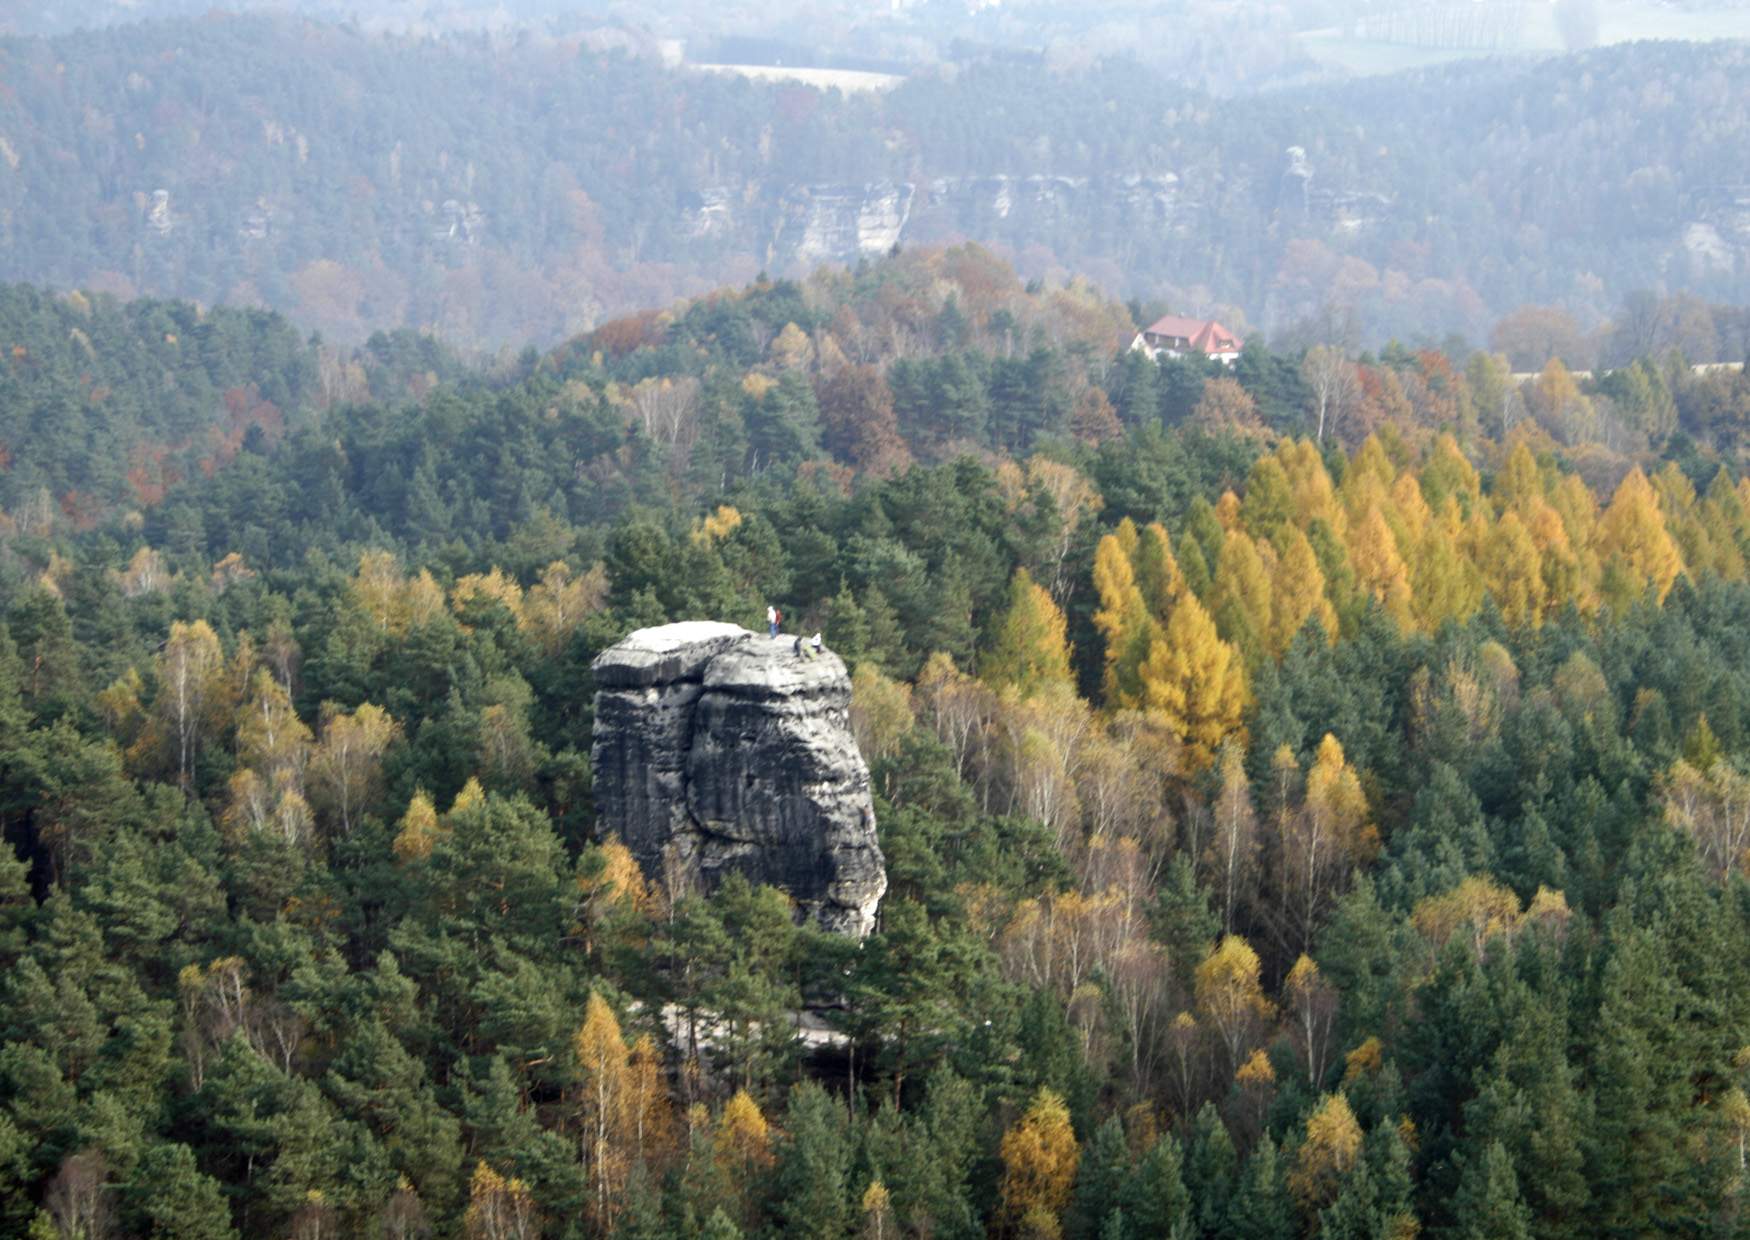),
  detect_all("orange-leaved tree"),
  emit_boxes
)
[575,992,634,1228]
[1596,466,1683,609]
[1092,529,1154,708]
[1138,590,1248,768]
[982,567,1074,699]
[1194,933,1274,1076]
[999,1087,1080,1234]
